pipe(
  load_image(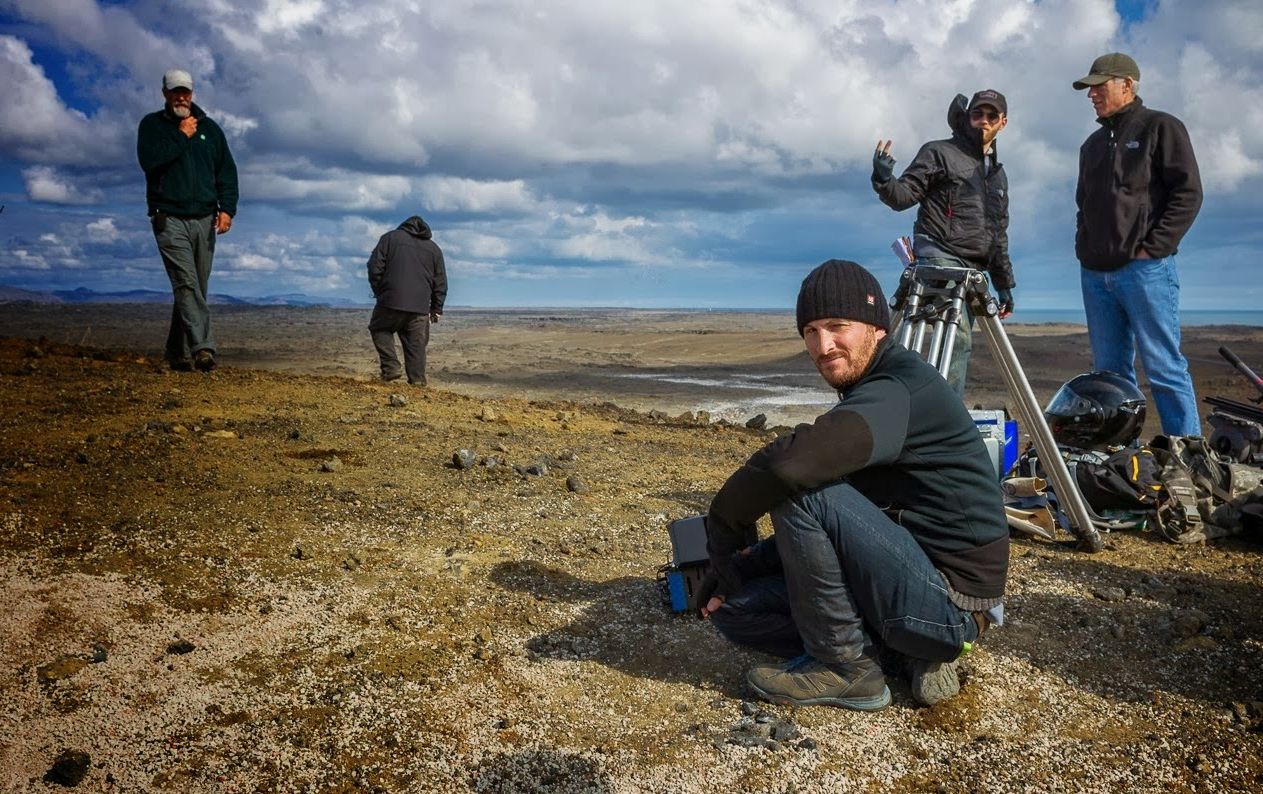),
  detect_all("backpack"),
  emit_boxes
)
[1070,447,1164,513]
[1150,435,1263,543]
